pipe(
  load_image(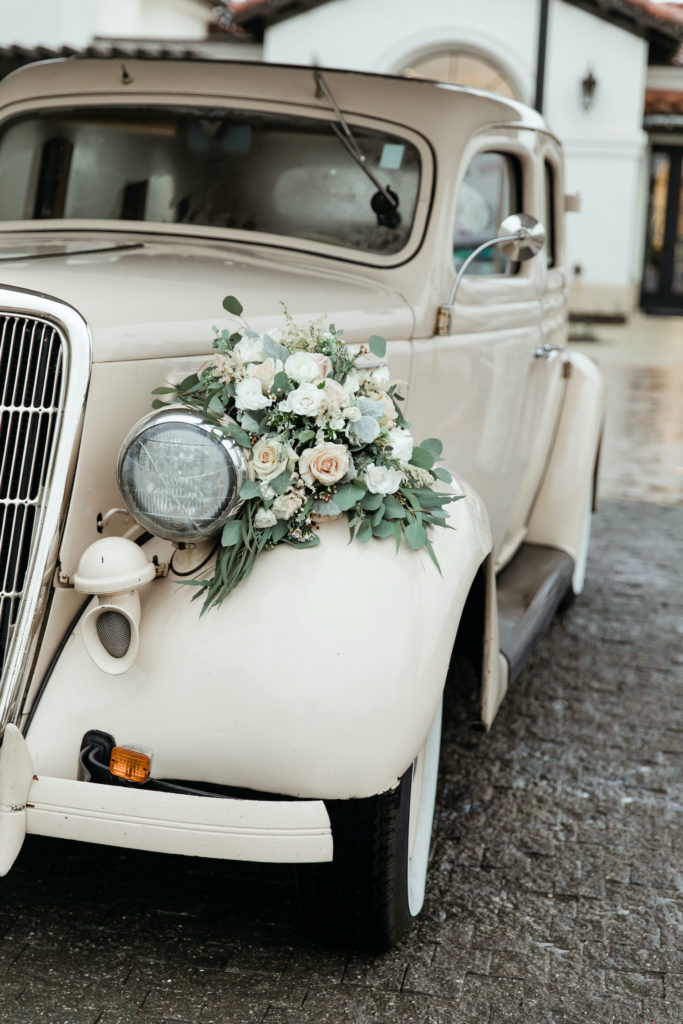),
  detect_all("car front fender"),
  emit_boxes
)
[26,480,493,800]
